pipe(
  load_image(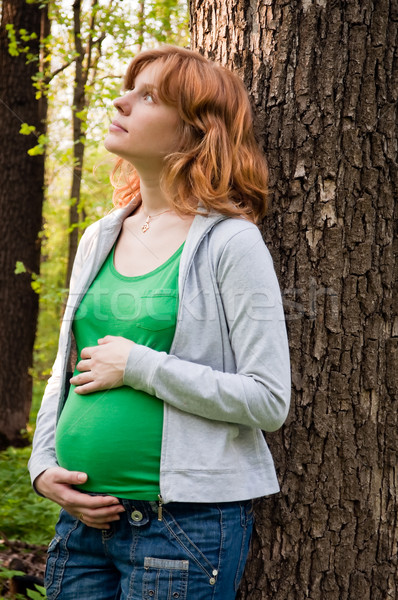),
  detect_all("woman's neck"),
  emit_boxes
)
[136,170,172,216]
